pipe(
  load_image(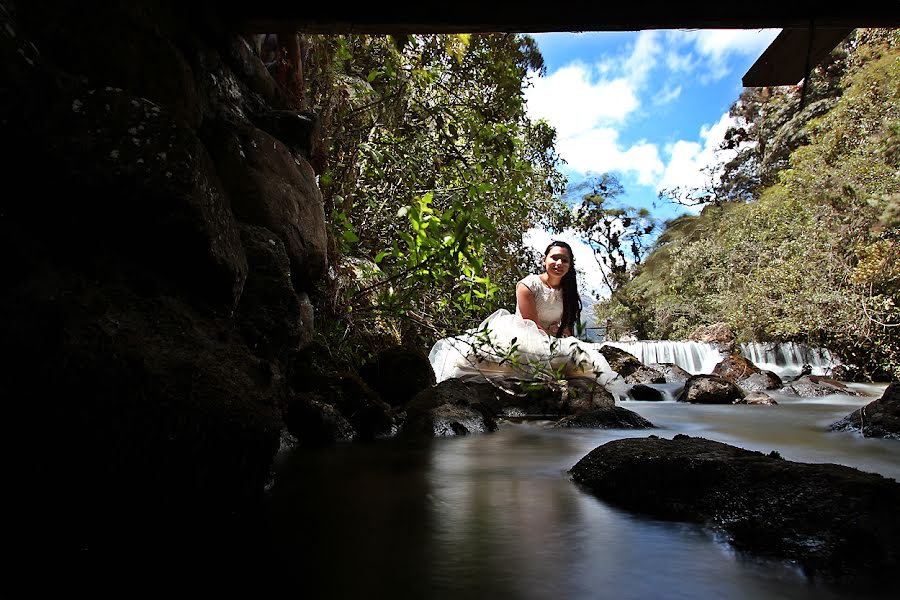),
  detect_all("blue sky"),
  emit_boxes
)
[518,29,781,317]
